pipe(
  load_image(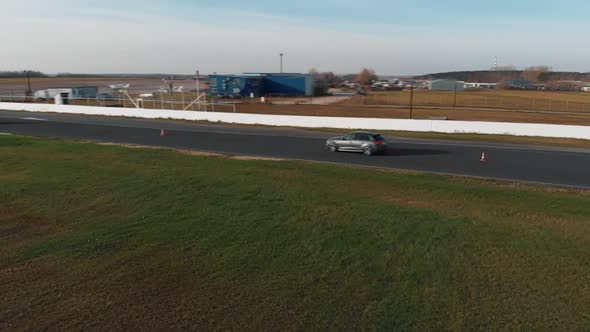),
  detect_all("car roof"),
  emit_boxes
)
[350,131,381,136]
